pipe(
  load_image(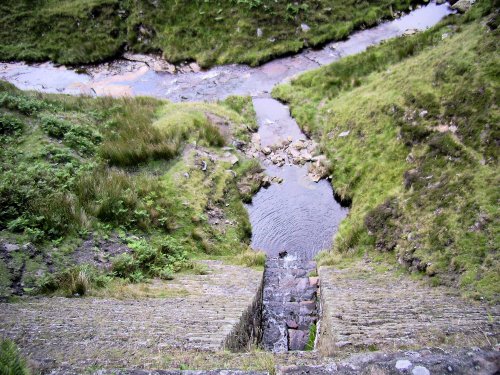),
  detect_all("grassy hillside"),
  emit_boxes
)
[274,1,499,301]
[1,0,426,67]
[0,81,262,298]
